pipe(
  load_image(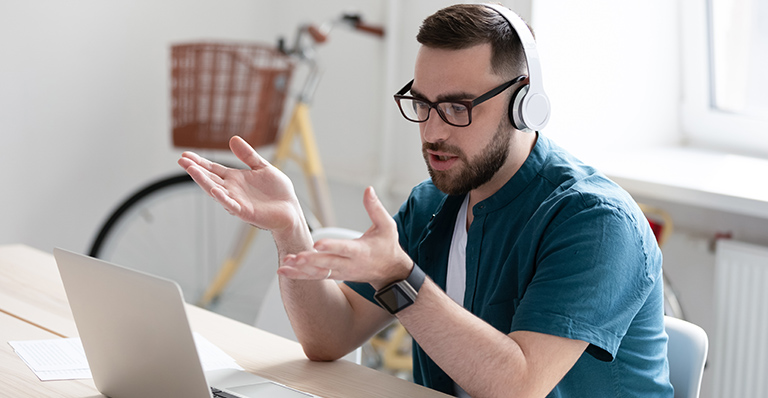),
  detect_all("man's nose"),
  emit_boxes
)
[421,108,452,143]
